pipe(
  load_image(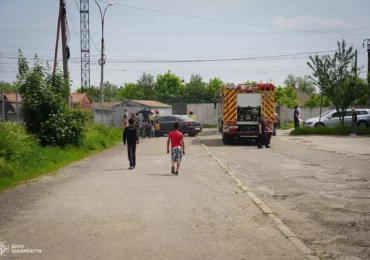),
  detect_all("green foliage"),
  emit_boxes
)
[155,70,184,103]
[116,82,143,100]
[136,73,156,100]
[308,40,368,125]
[76,85,100,102]
[0,122,122,190]
[0,81,16,92]
[290,125,370,136]
[304,93,331,108]
[275,86,299,108]
[284,74,316,94]
[183,74,207,103]
[207,77,224,102]
[17,50,86,146]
